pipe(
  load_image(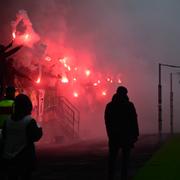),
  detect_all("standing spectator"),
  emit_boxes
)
[1,94,42,180]
[105,86,139,180]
